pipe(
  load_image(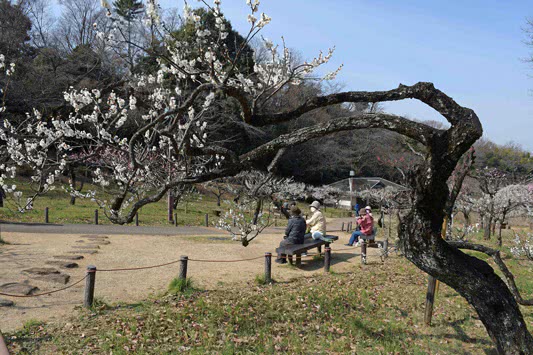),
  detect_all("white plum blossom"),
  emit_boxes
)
[0,0,342,224]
